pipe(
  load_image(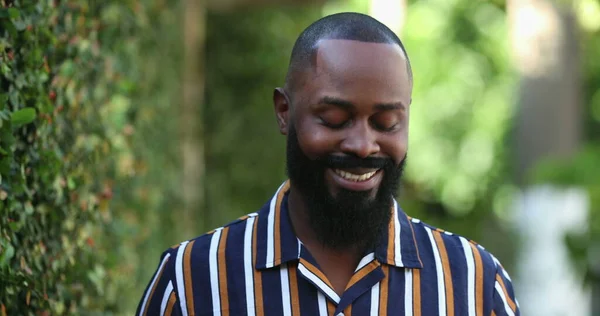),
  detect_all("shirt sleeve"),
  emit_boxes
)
[491,261,520,316]
[136,249,183,316]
